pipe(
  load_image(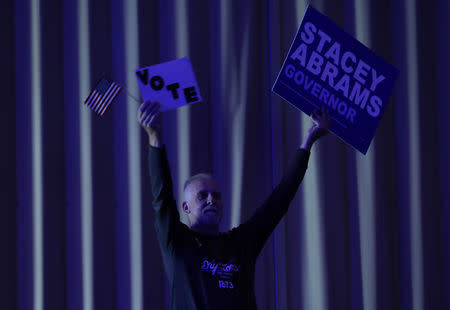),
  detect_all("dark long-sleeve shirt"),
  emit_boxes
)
[148,146,310,310]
